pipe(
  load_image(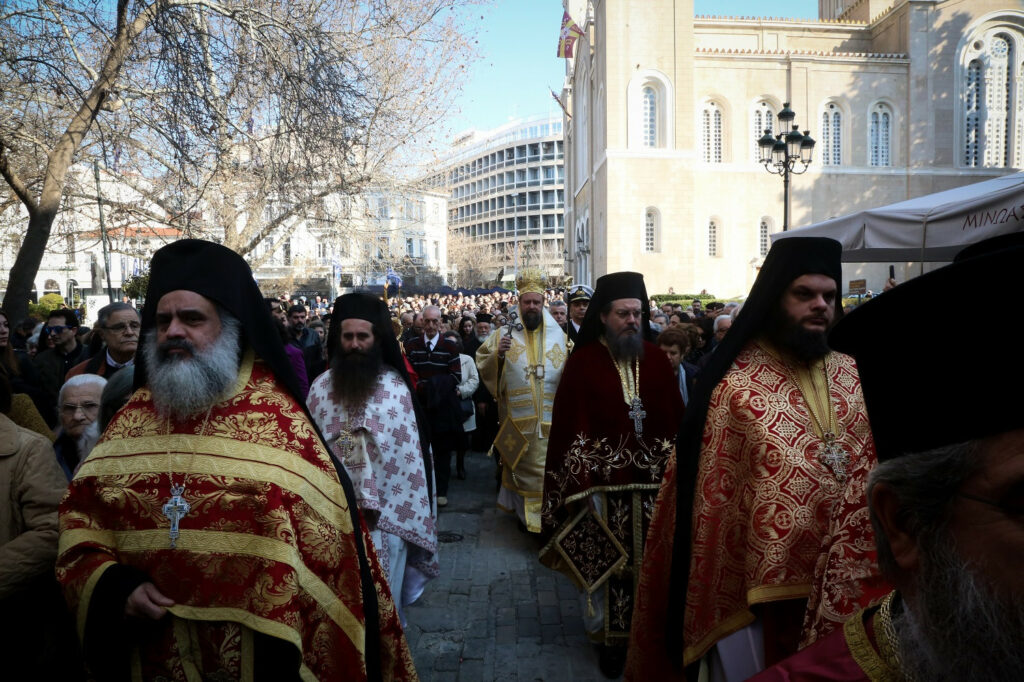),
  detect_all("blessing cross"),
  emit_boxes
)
[162,484,191,549]
[818,433,850,484]
[628,396,647,437]
[504,311,524,337]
